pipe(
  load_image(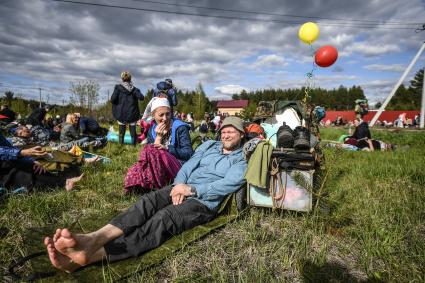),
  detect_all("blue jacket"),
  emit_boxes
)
[147,118,193,163]
[173,140,247,211]
[0,132,33,162]
[154,81,178,107]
